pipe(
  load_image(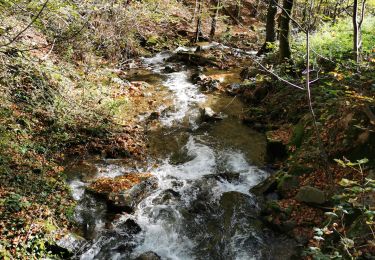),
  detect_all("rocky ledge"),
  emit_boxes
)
[86,173,158,212]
